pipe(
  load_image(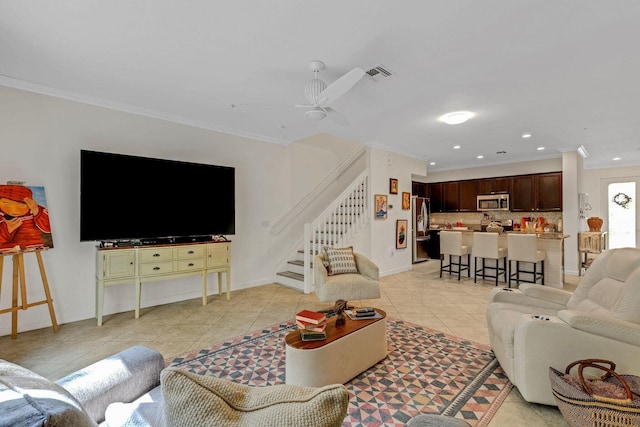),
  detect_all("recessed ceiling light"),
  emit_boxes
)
[439,111,475,125]
[537,146,545,151]
[613,157,622,161]
[477,155,484,159]
[453,145,461,150]
[522,133,532,139]
[429,162,436,165]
